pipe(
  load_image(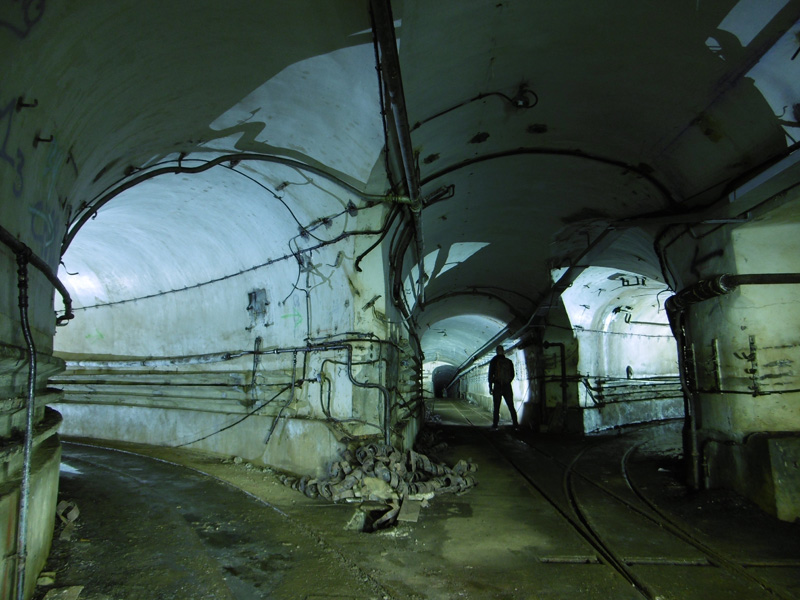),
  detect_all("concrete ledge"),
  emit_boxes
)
[53,402,346,479]
[582,397,684,432]
[704,432,800,522]
[0,343,64,399]
[0,433,61,600]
